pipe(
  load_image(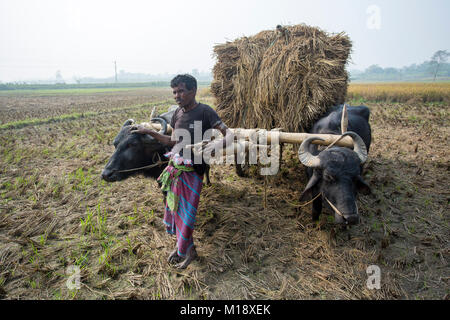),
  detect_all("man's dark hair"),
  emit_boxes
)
[170,74,197,91]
